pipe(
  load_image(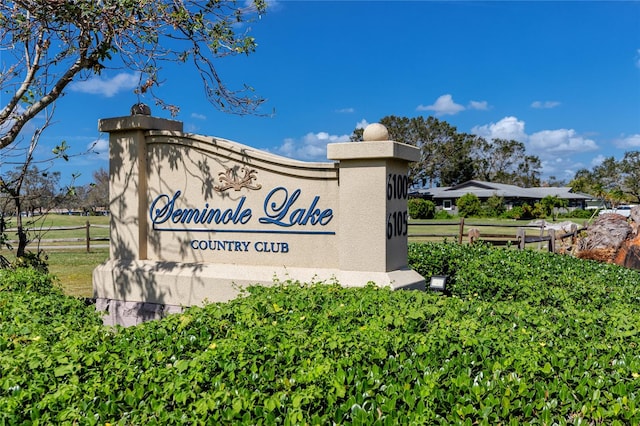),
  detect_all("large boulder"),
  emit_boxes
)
[615,233,640,270]
[576,206,640,269]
